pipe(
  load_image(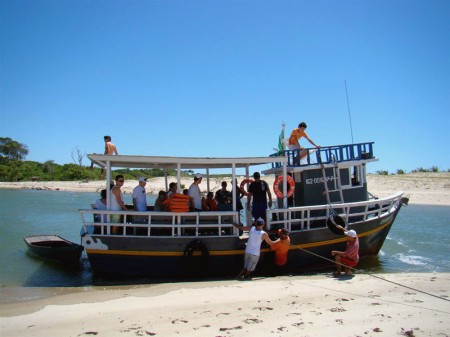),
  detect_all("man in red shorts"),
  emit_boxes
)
[331,229,359,276]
